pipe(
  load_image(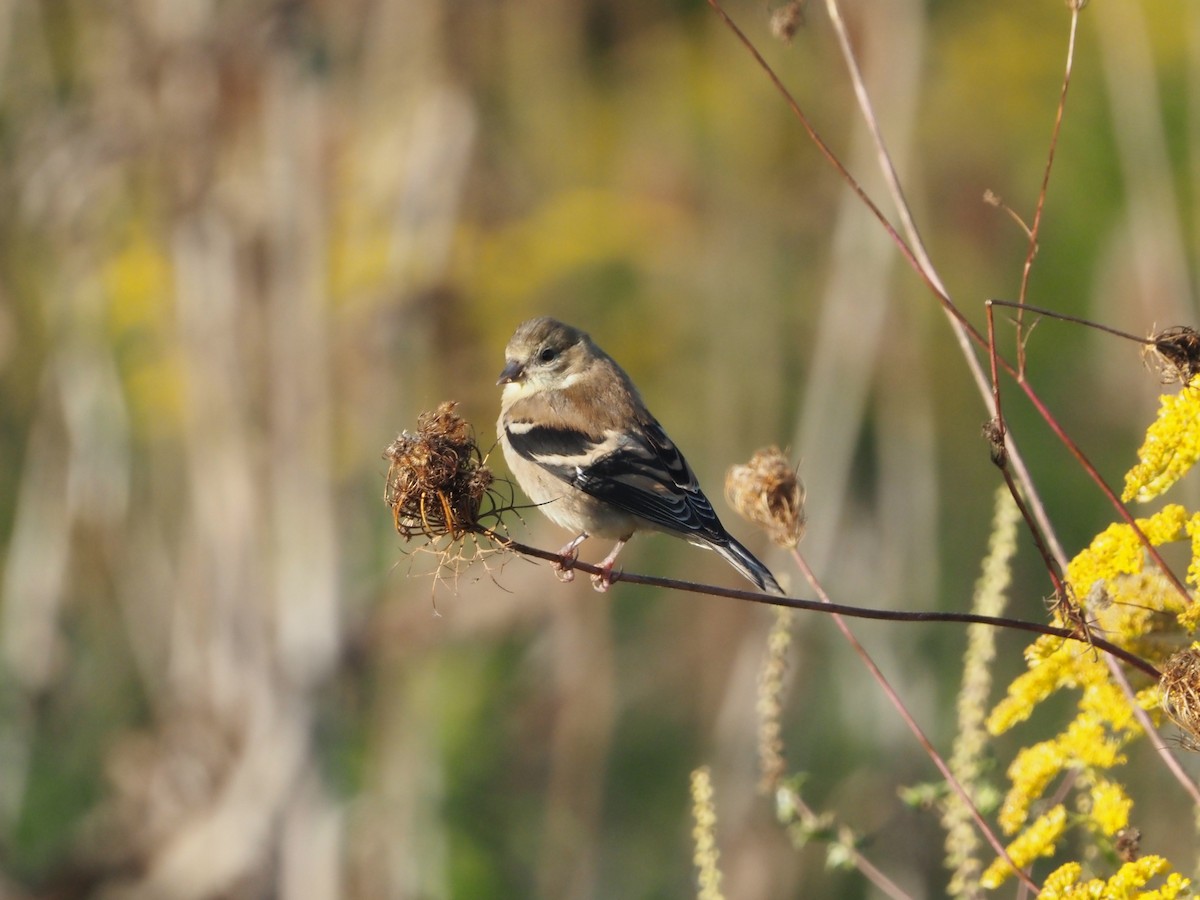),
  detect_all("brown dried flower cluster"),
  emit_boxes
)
[725,447,806,549]
[1159,646,1200,746]
[769,1,806,43]
[1145,326,1200,385]
[383,401,494,541]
